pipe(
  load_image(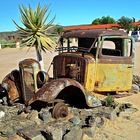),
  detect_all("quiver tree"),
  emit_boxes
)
[13,4,57,70]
